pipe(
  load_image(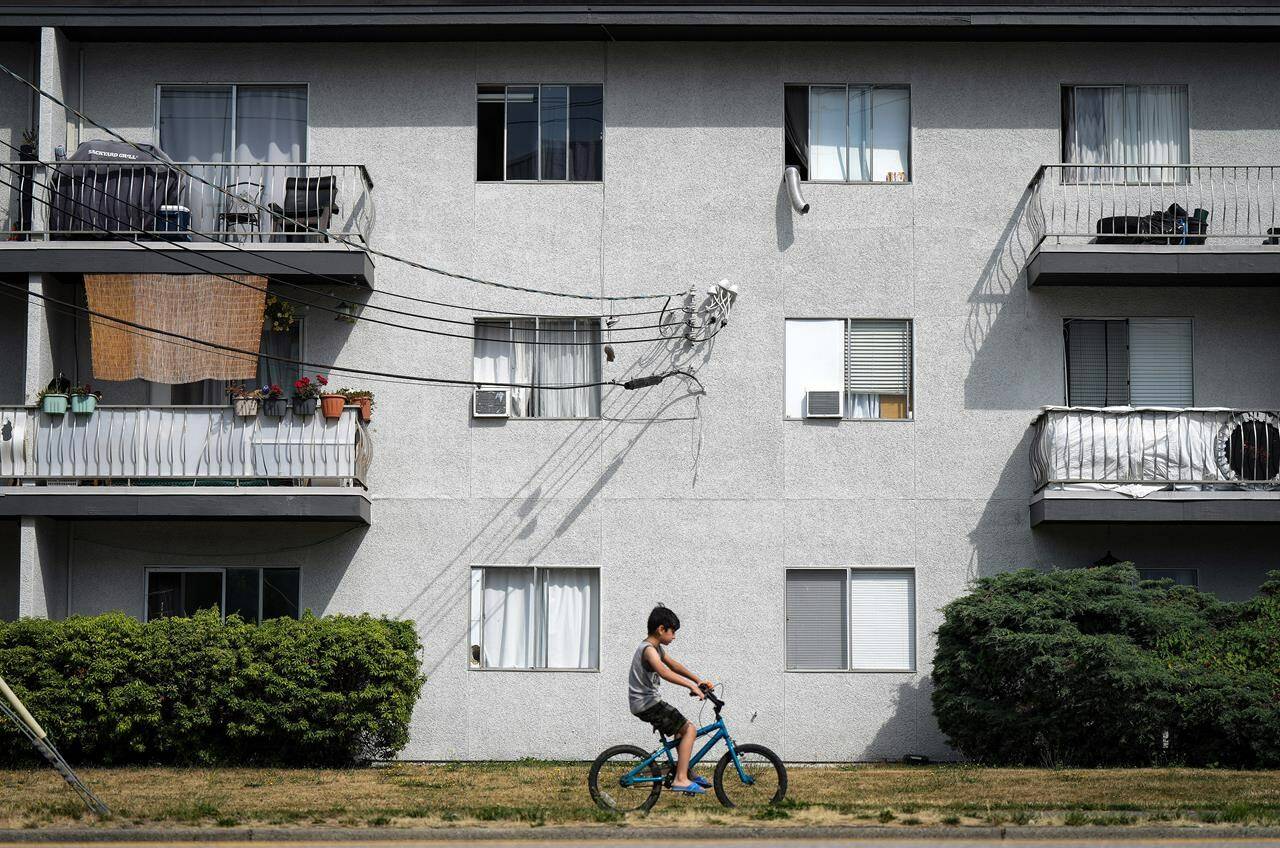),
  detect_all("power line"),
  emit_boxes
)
[0,169,699,347]
[0,59,676,302]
